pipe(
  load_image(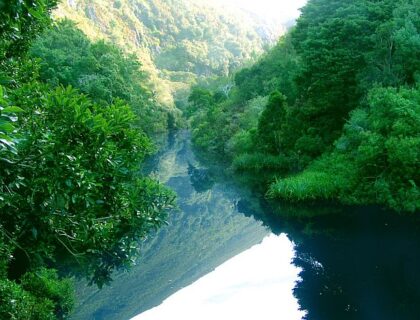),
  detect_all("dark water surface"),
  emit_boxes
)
[71,131,420,320]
